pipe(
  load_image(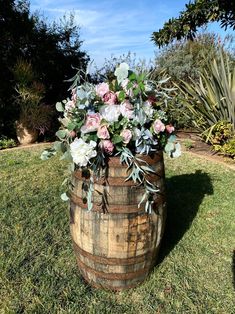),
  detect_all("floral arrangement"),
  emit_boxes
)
[41,63,181,212]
